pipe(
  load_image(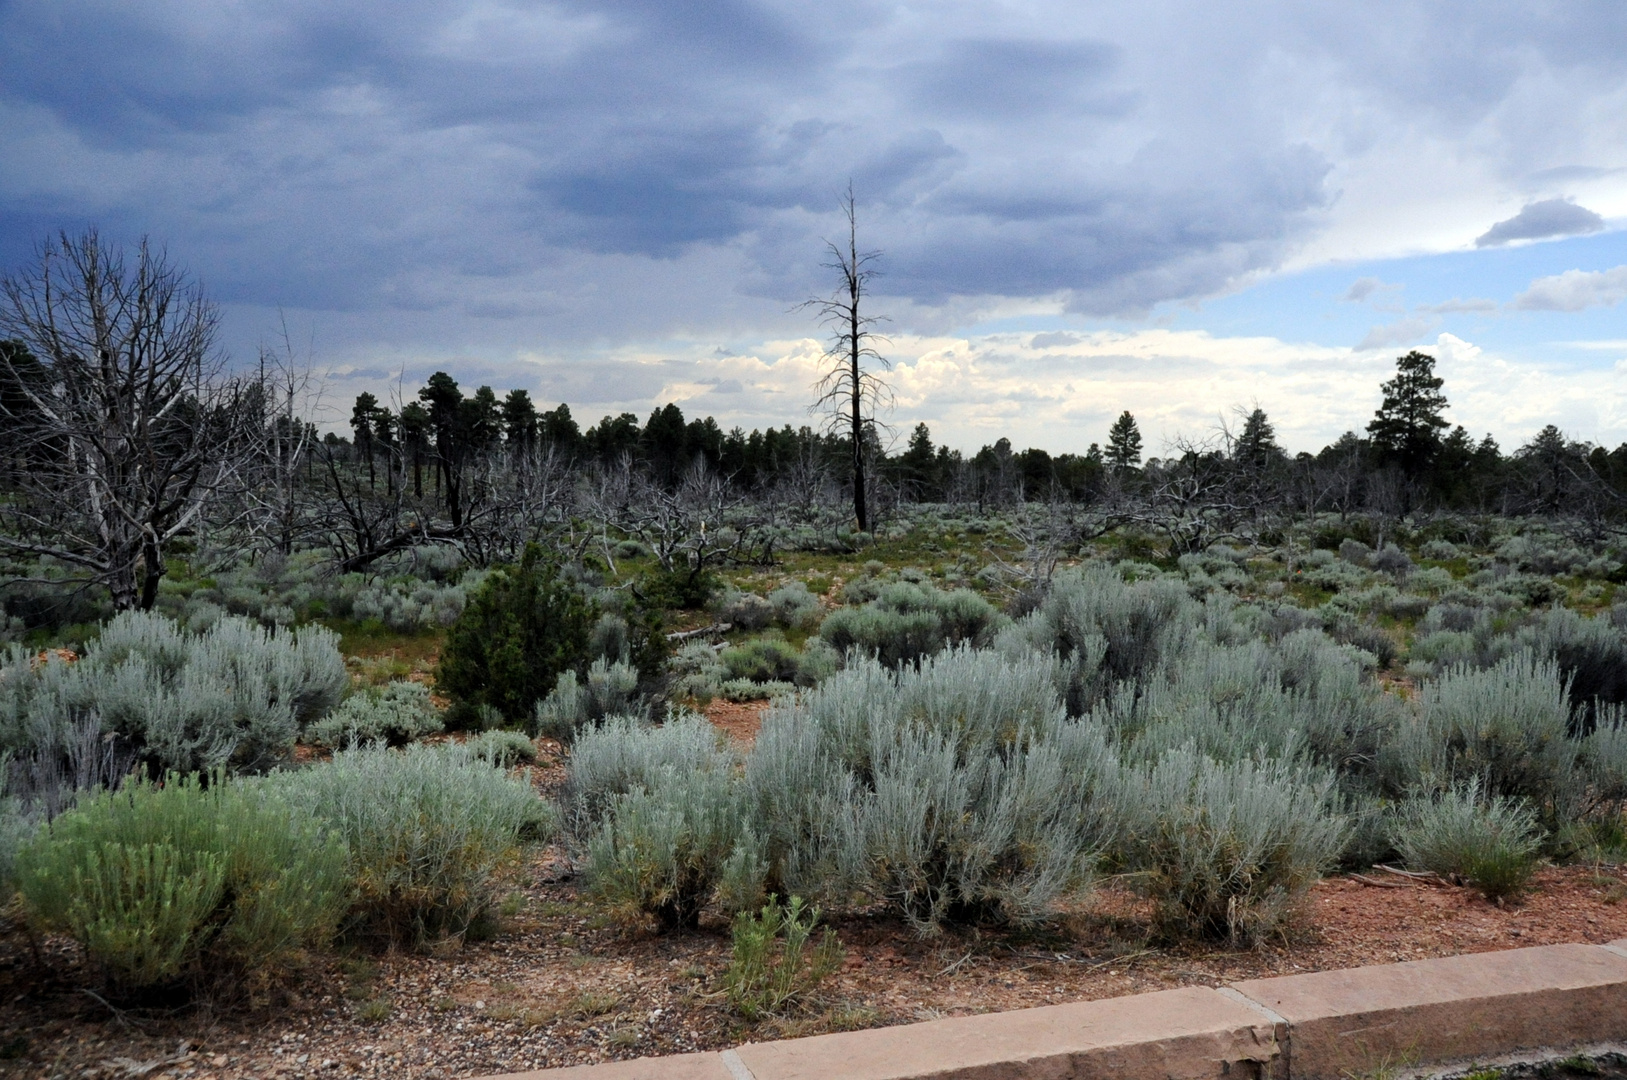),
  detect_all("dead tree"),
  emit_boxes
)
[805,186,892,534]
[0,230,252,609]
